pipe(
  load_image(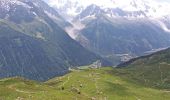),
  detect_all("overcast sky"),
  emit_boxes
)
[44,0,170,3]
[155,0,170,3]
[43,0,170,7]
